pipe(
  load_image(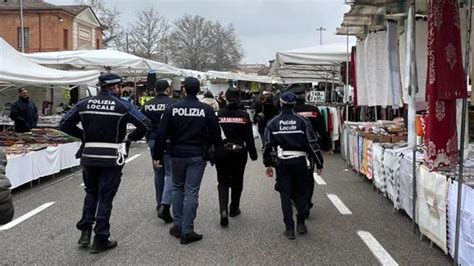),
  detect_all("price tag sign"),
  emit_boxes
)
[308,91,325,103]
